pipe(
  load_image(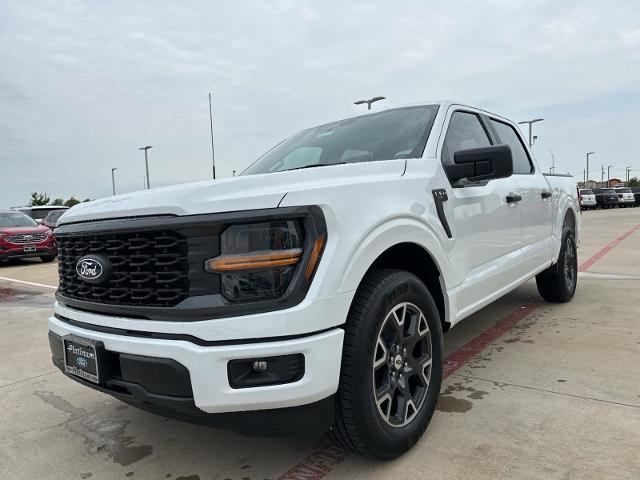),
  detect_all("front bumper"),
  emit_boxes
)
[0,244,56,260]
[48,314,344,414]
